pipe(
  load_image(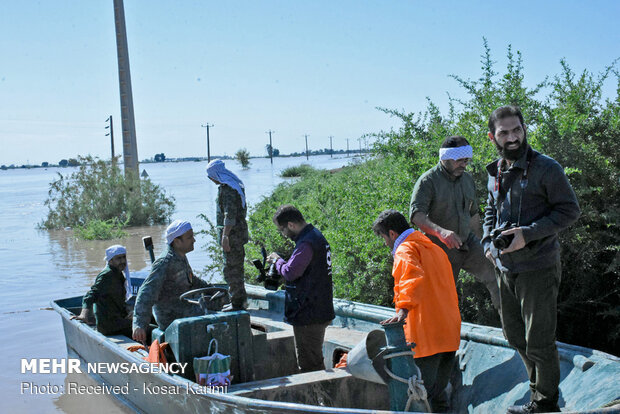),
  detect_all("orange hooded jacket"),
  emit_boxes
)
[393,231,461,358]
